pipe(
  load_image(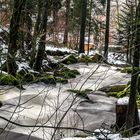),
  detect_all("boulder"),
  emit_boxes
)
[91,53,105,63]
[60,54,77,65]
[0,74,19,86]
